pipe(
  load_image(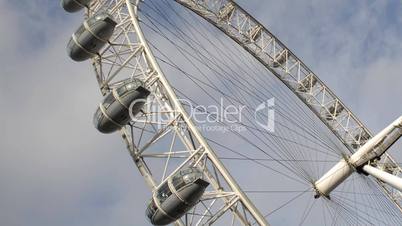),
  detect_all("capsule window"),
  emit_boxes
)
[173,168,203,187]
[156,183,172,204]
[102,93,116,108]
[116,85,128,96]
[115,79,145,96]
[67,38,75,50]
[94,14,107,22]
[172,176,186,191]
[74,24,87,38]
[87,16,98,25]
[183,174,196,184]
[180,168,193,176]
[146,200,158,219]
[93,108,103,123]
